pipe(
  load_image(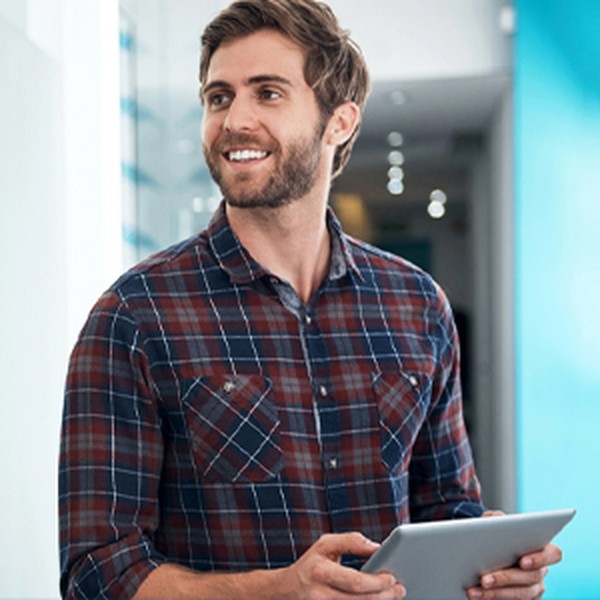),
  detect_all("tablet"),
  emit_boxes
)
[361,508,575,600]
